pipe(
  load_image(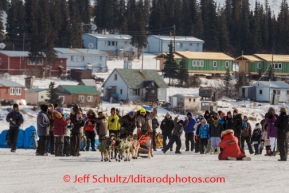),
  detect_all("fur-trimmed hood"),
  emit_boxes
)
[52,110,62,118]
[87,109,97,117]
[221,129,234,137]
